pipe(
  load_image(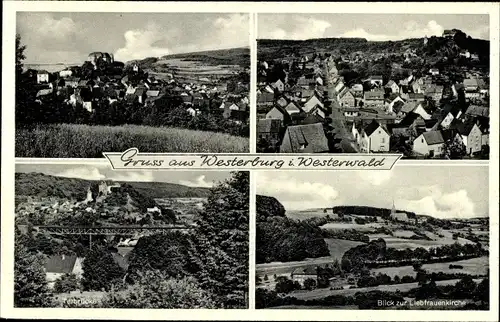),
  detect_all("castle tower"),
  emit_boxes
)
[423,35,428,46]
[84,186,93,203]
[391,199,396,218]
